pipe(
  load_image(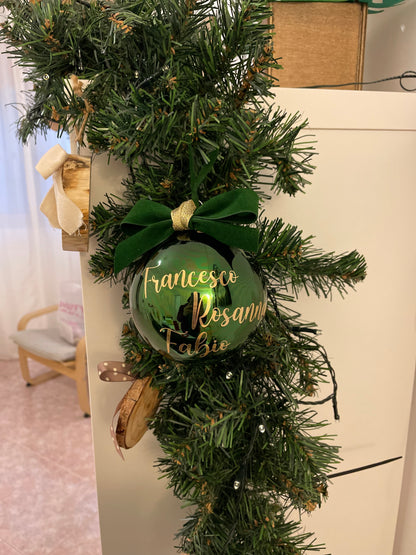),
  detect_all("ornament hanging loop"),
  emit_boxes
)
[171,199,196,231]
[70,74,93,146]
